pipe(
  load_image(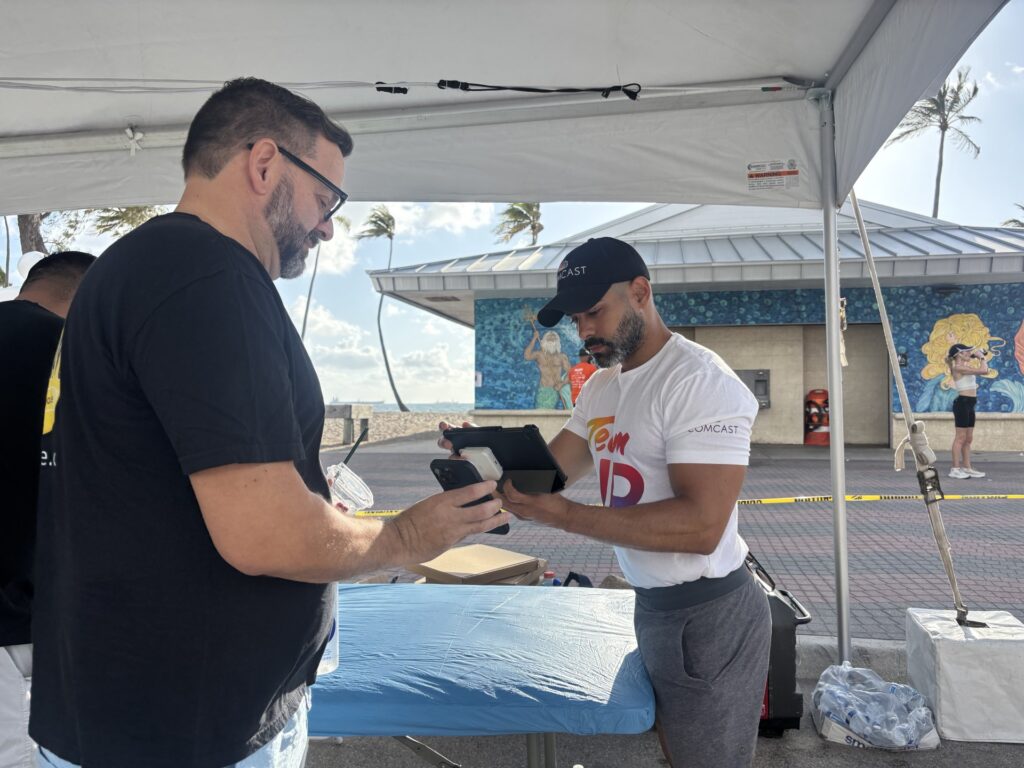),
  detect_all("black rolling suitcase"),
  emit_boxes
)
[745,552,812,737]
